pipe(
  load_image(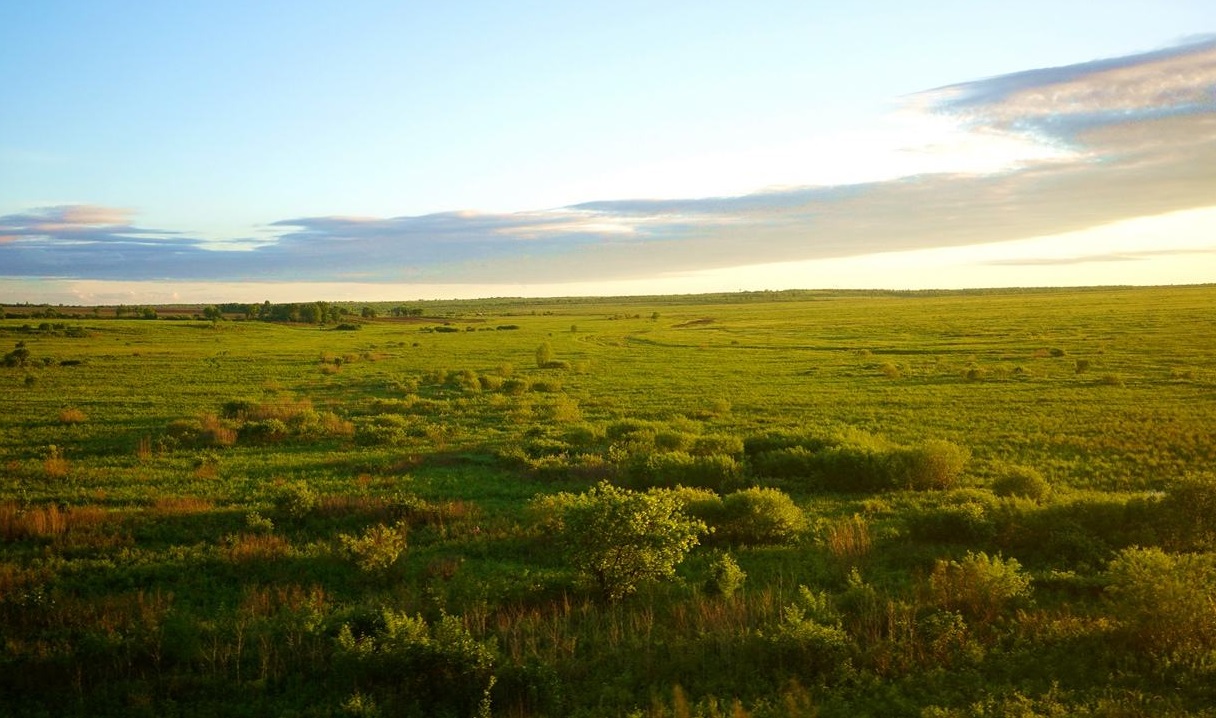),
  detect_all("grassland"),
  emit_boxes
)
[1,285,1215,716]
